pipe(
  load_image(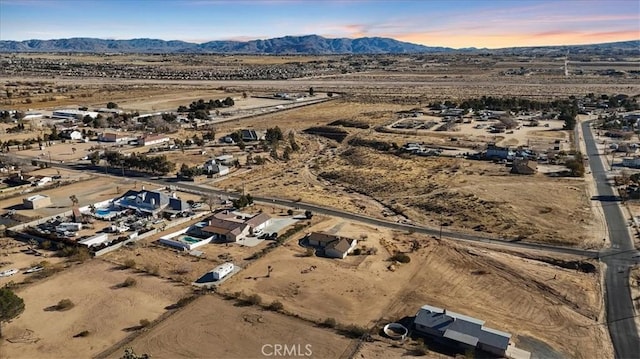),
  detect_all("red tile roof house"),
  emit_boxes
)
[201,212,272,242]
